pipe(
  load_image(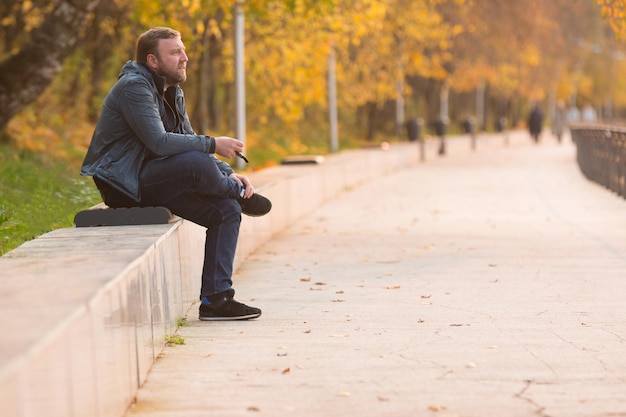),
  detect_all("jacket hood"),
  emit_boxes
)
[119,61,166,93]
